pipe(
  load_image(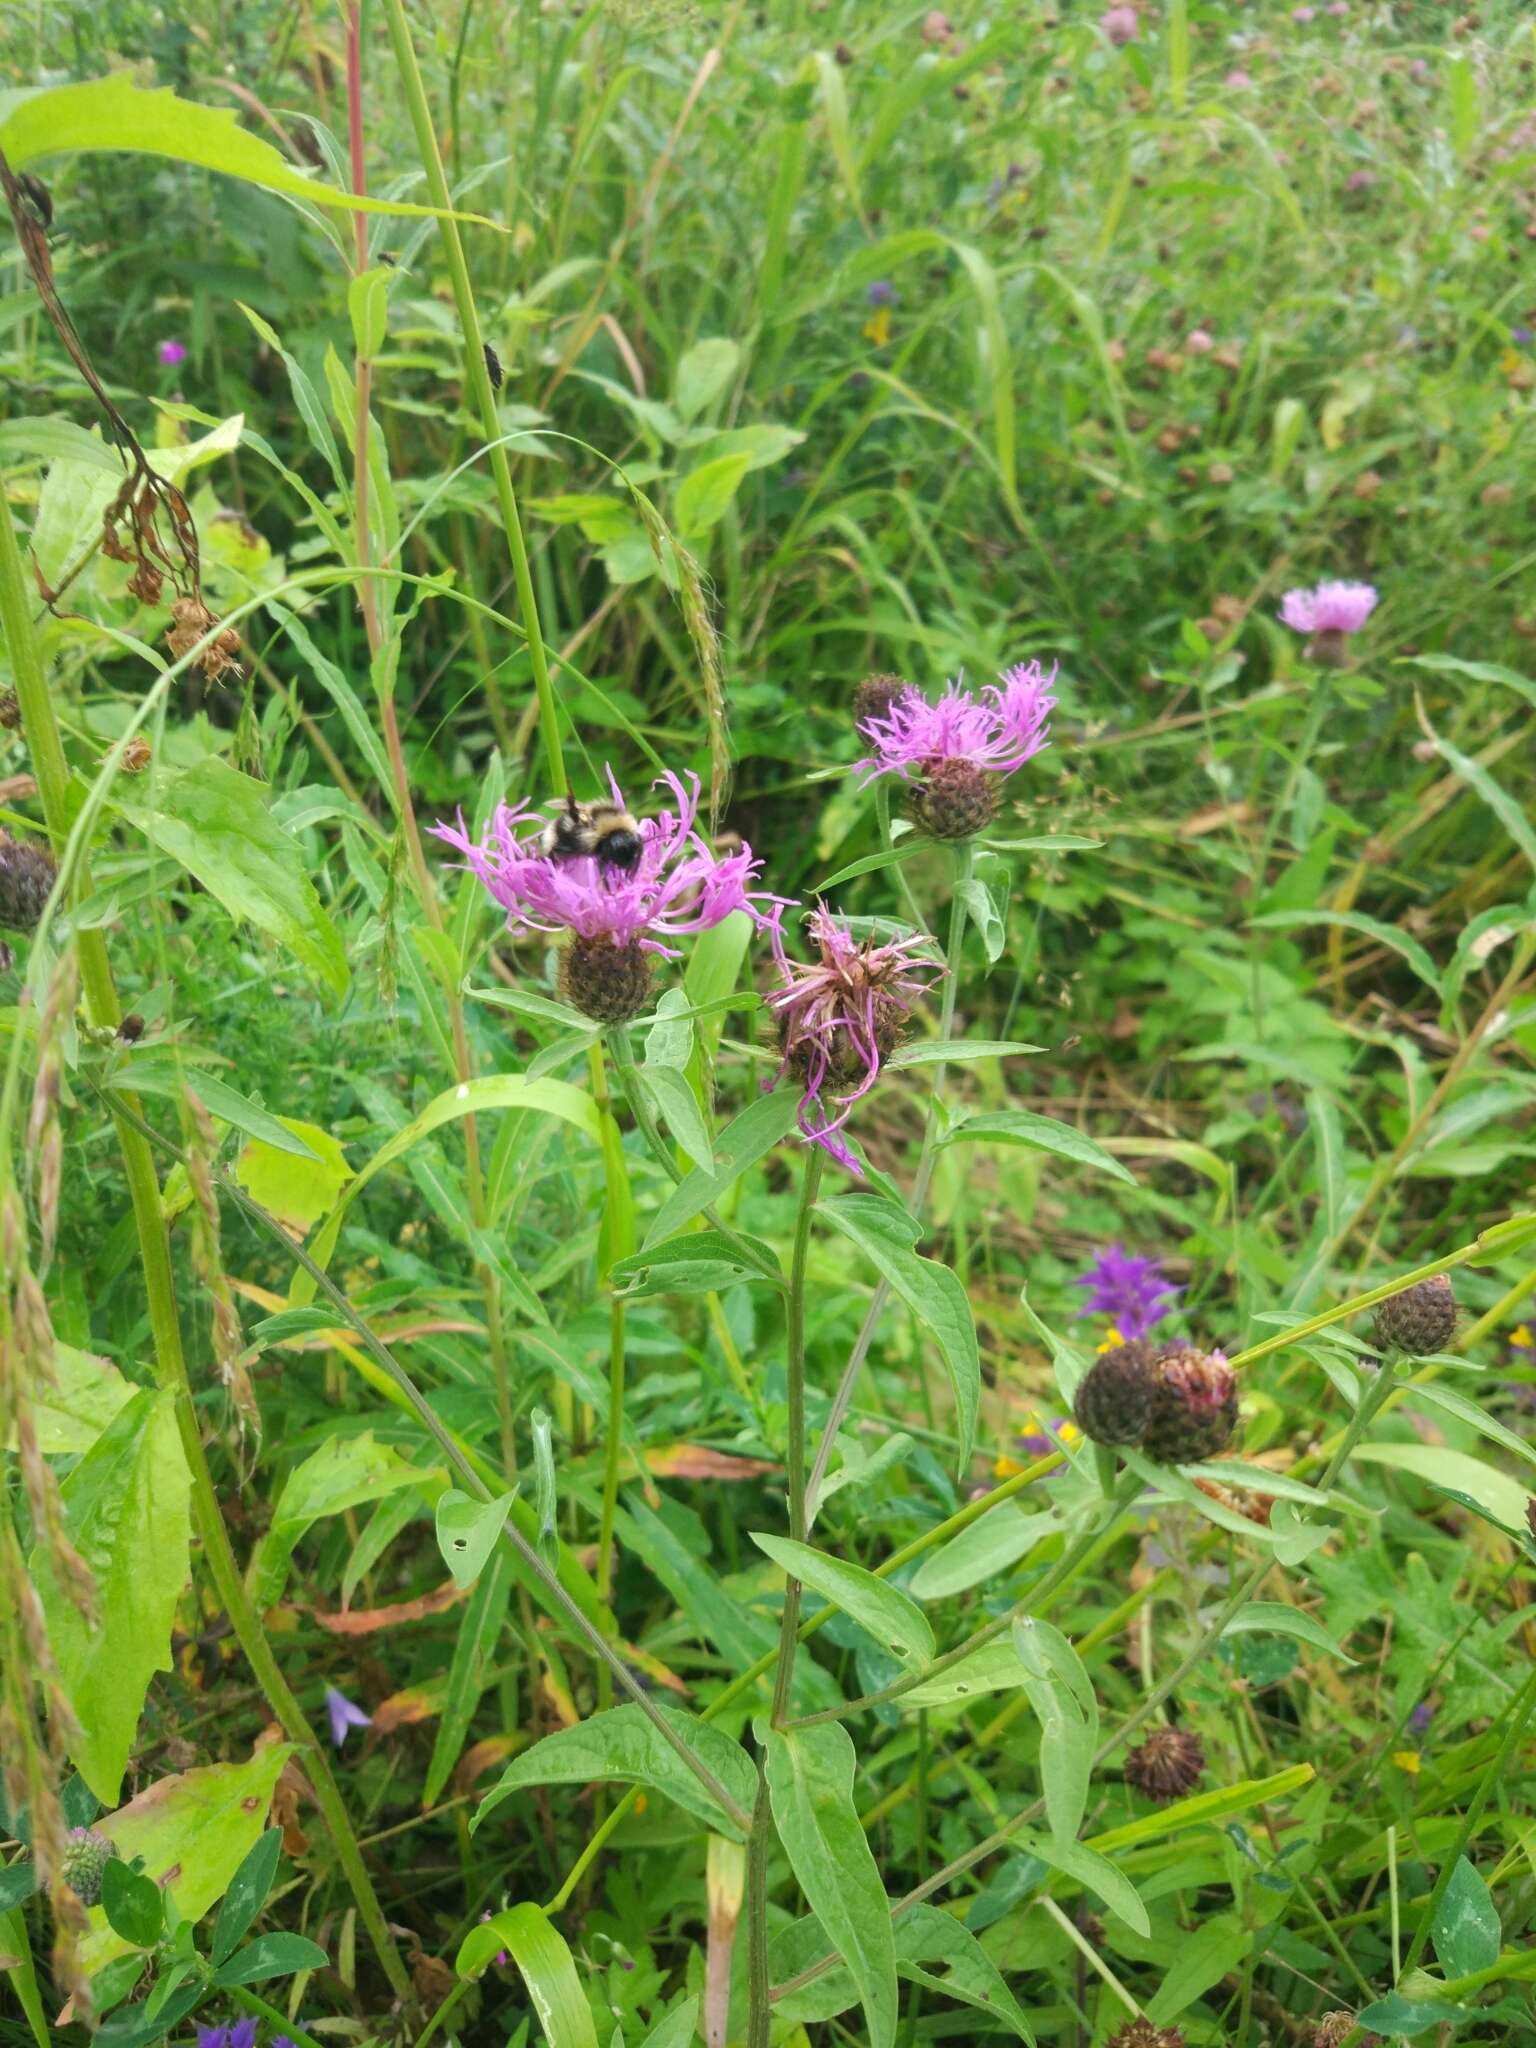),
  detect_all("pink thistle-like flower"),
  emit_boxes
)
[1279,580,1378,637]
[157,338,188,368]
[434,771,778,957]
[855,660,1056,839]
[1101,5,1138,44]
[768,905,943,1173]
[1225,68,1252,87]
